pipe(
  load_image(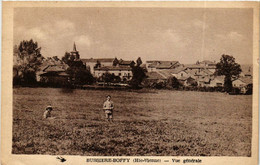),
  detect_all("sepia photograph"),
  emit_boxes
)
[1,1,259,165]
